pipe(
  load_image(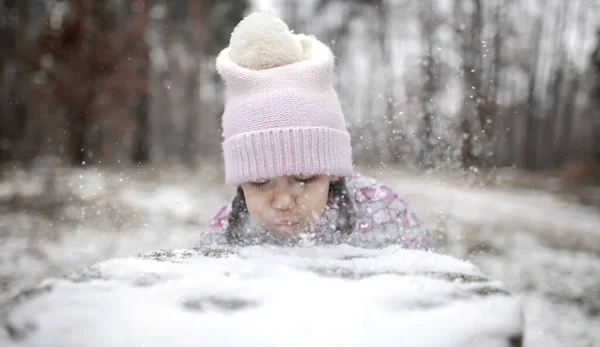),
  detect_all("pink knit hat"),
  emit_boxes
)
[216,12,353,186]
